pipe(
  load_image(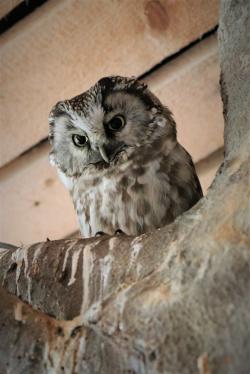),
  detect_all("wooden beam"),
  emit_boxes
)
[196,148,224,192]
[0,0,219,166]
[0,0,22,19]
[146,35,223,162]
[0,142,78,245]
